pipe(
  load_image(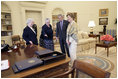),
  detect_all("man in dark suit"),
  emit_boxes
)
[56,14,70,57]
[23,18,38,45]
